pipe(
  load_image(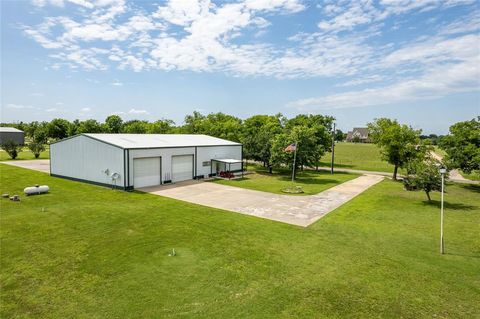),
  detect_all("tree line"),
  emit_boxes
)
[1,112,338,171]
[2,113,478,200]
